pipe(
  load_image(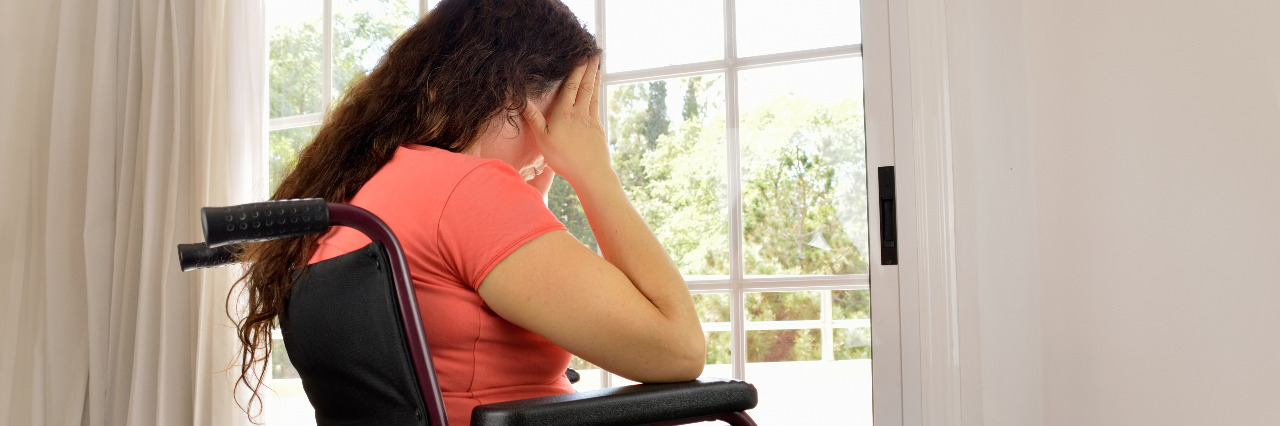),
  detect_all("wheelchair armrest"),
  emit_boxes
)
[470,377,757,426]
